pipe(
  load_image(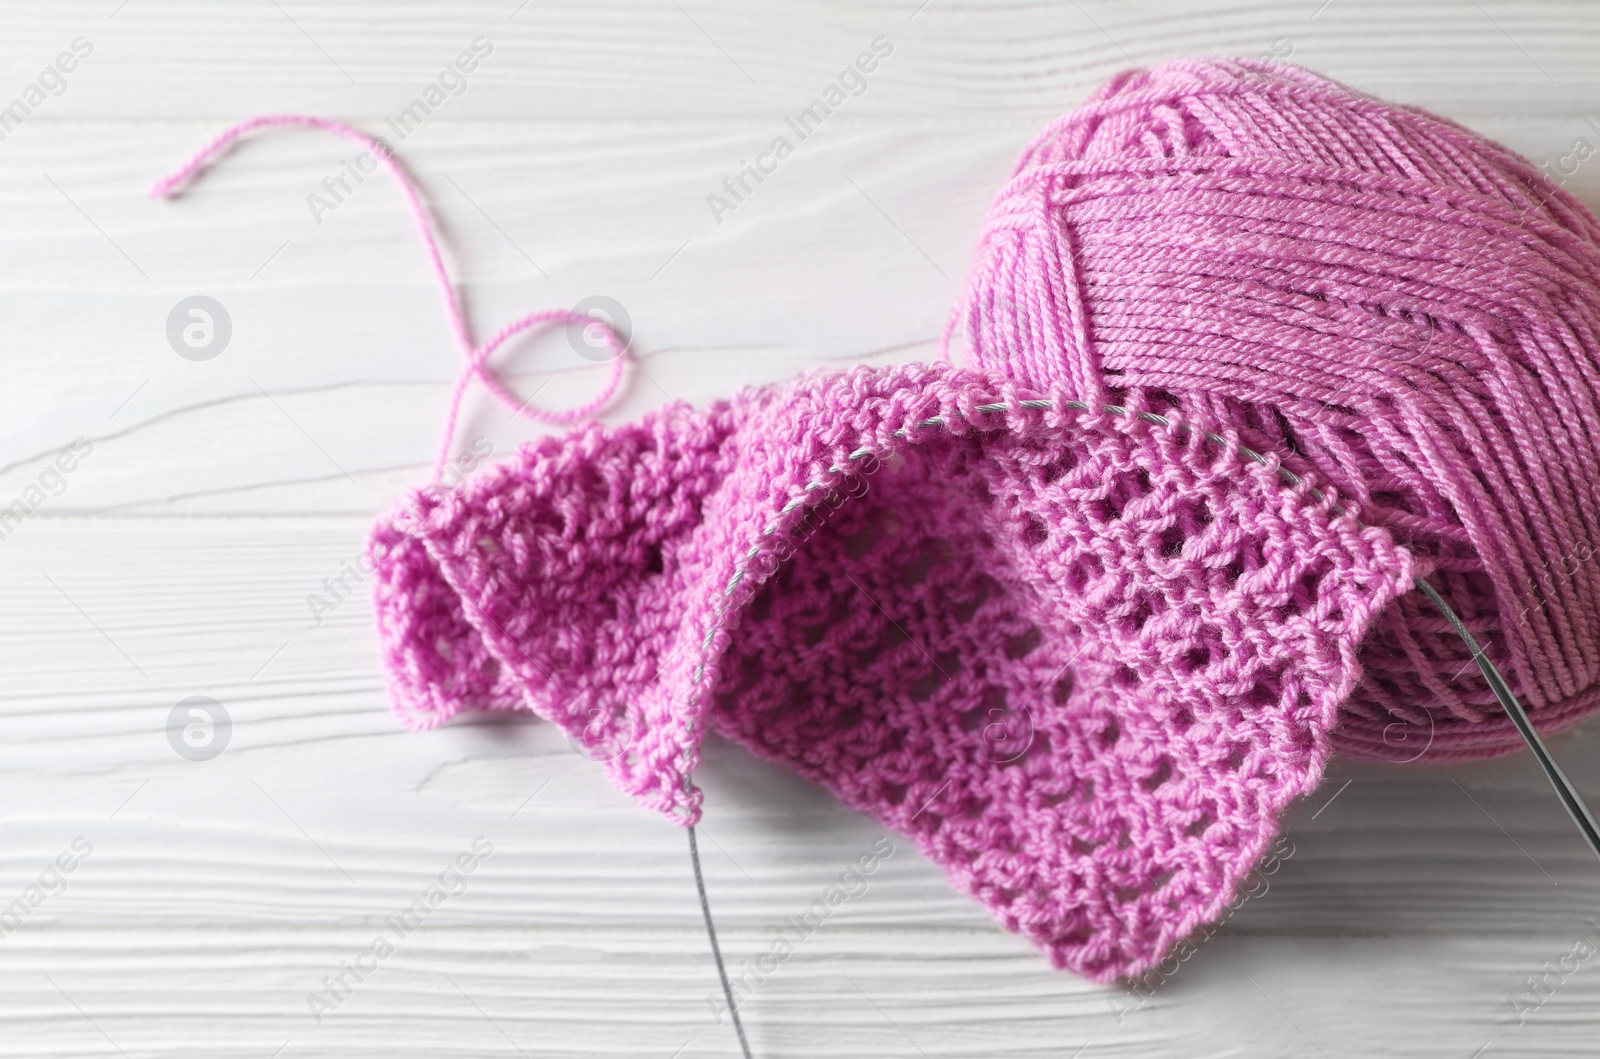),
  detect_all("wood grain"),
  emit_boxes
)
[4,1,1600,1056]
